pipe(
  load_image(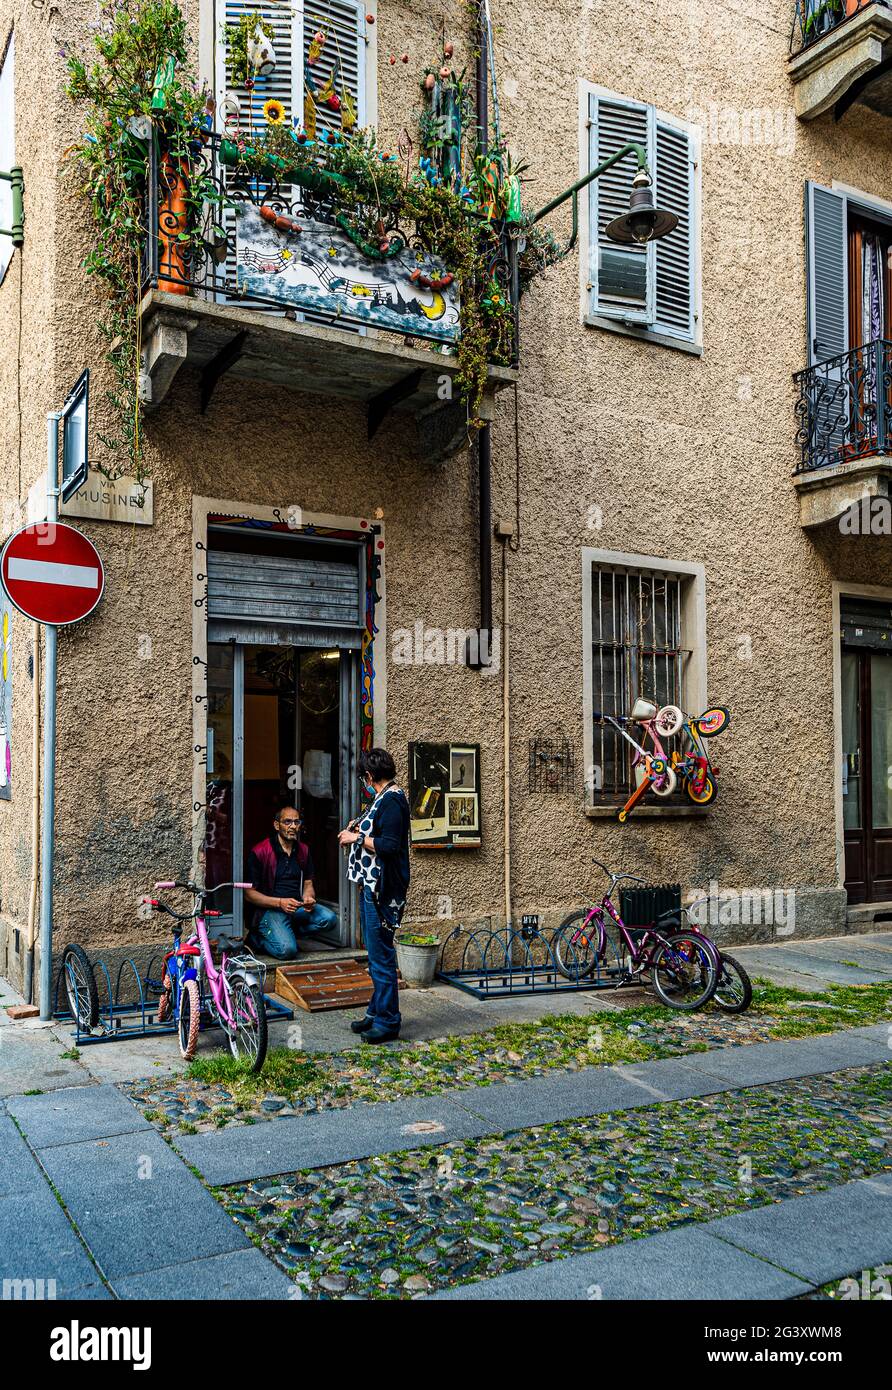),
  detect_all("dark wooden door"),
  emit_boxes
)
[843,644,892,902]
